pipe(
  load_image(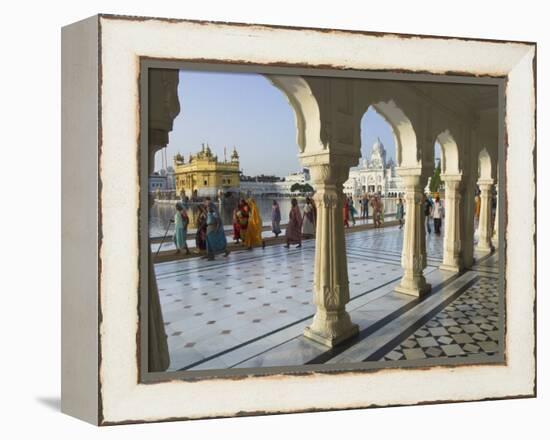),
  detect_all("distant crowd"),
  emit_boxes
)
[166,193,412,259]
[163,187,502,262]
